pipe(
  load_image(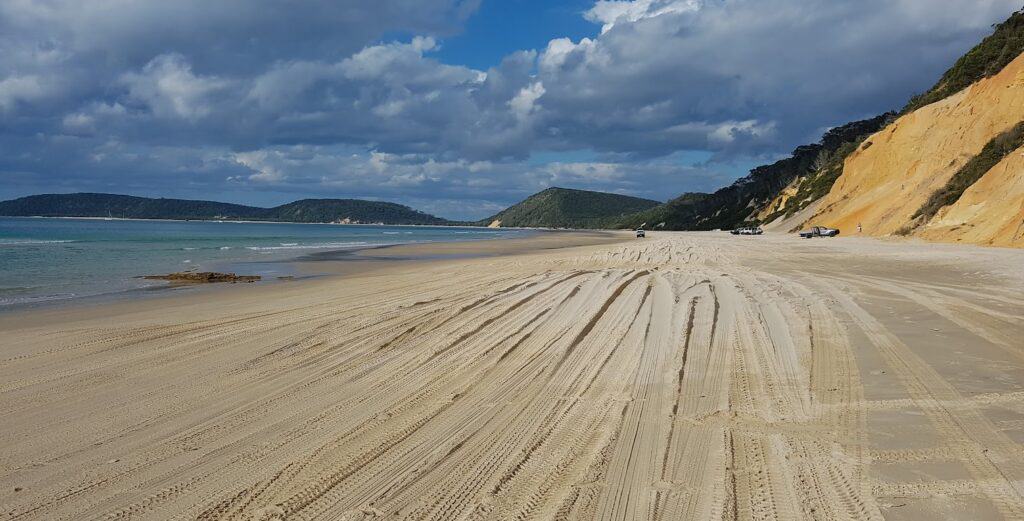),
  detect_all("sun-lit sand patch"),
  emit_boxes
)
[1,232,1022,520]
